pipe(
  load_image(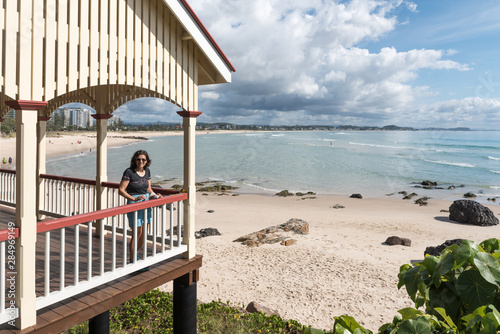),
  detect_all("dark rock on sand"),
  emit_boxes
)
[385,236,411,247]
[449,200,499,226]
[463,192,476,198]
[207,210,214,213]
[425,239,462,257]
[403,193,417,200]
[350,193,363,199]
[275,190,294,197]
[331,204,345,209]
[415,197,430,206]
[195,227,221,239]
[246,301,280,316]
